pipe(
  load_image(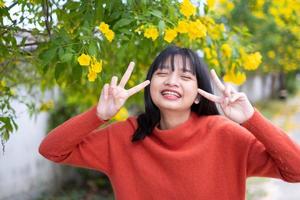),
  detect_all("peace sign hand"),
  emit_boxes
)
[97,62,150,120]
[198,69,254,124]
